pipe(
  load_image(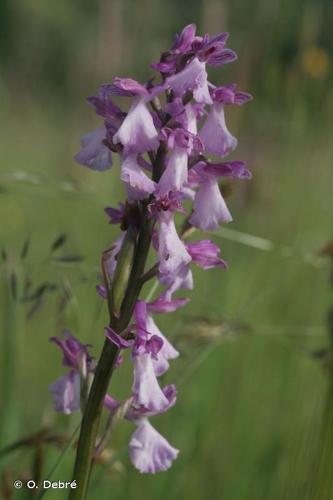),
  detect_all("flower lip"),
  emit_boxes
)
[49,371,81,415]
[112,96,159,155]
[75,128,113,171]
[198,102,238,157]
[129,418,179,473]
[189,177,233,231]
